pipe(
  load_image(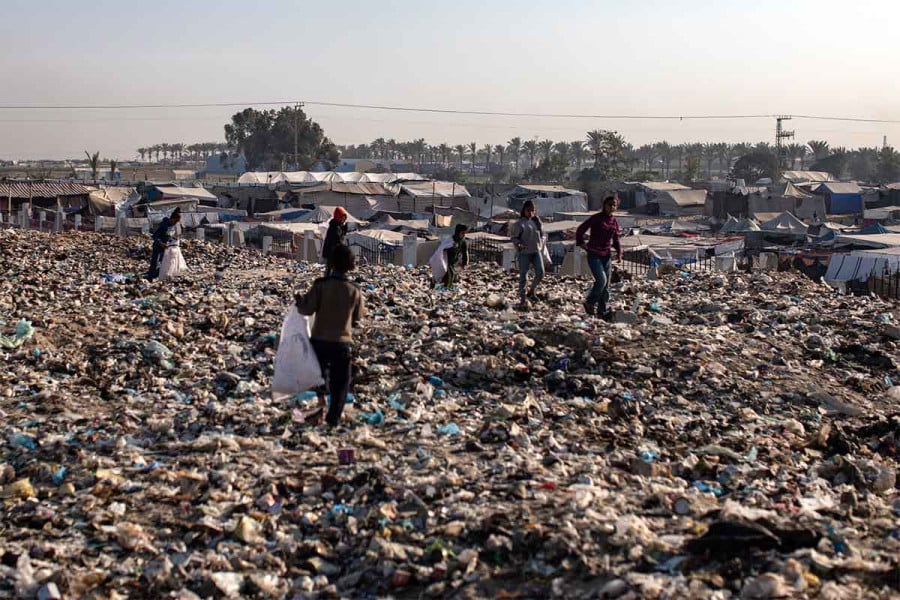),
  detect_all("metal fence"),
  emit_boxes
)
[349,238,400,266]
[848,263,900,300]
[468,237,504,266]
